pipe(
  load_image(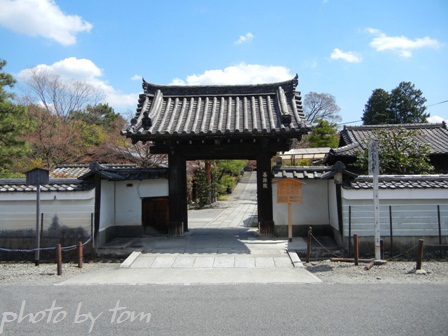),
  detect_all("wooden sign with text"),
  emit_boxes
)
[276,178,303,204]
